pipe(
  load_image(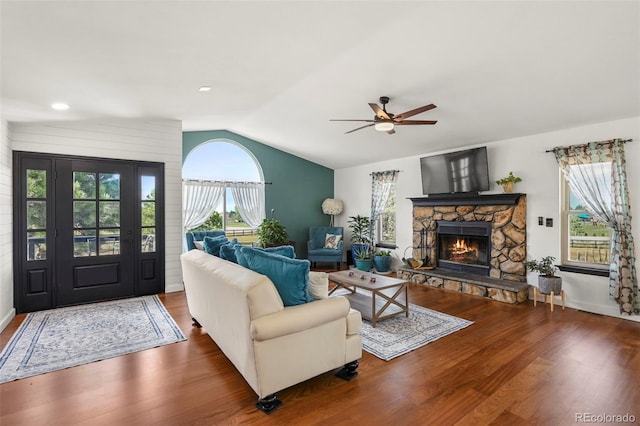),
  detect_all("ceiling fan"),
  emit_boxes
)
[330,96,437,135]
